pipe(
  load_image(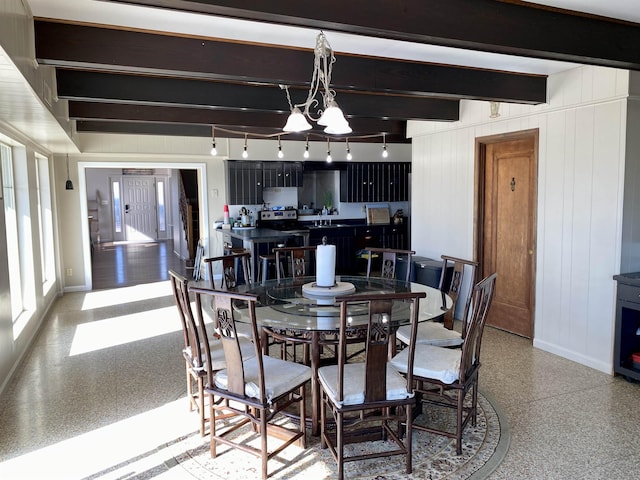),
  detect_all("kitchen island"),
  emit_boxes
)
[217,227,308,282]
